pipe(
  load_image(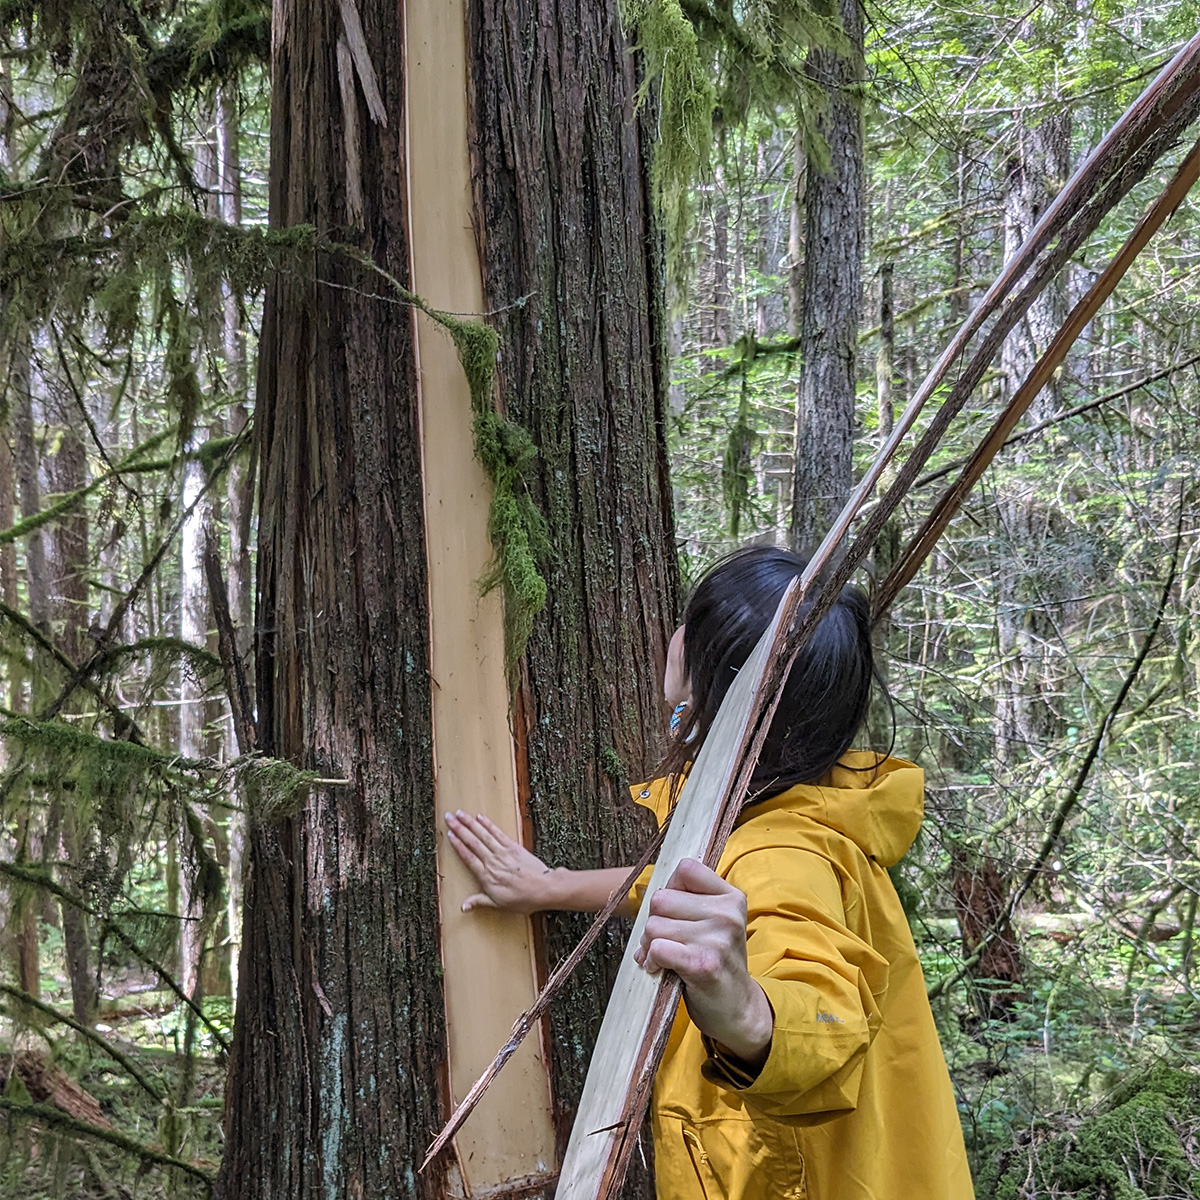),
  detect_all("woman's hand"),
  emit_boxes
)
[444,811,555,913]
[634,858,774,1068]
